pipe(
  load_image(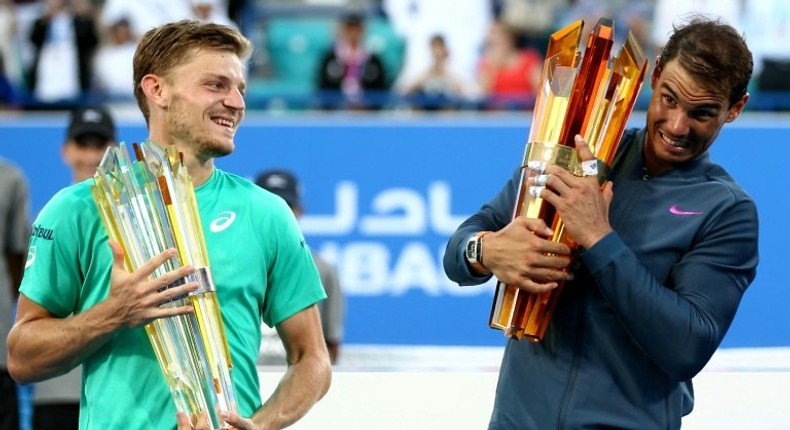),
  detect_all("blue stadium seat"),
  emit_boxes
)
[248,16,404,109]
[266,18,334,89]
